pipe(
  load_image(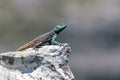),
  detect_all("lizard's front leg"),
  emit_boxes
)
[52,33,61,45]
